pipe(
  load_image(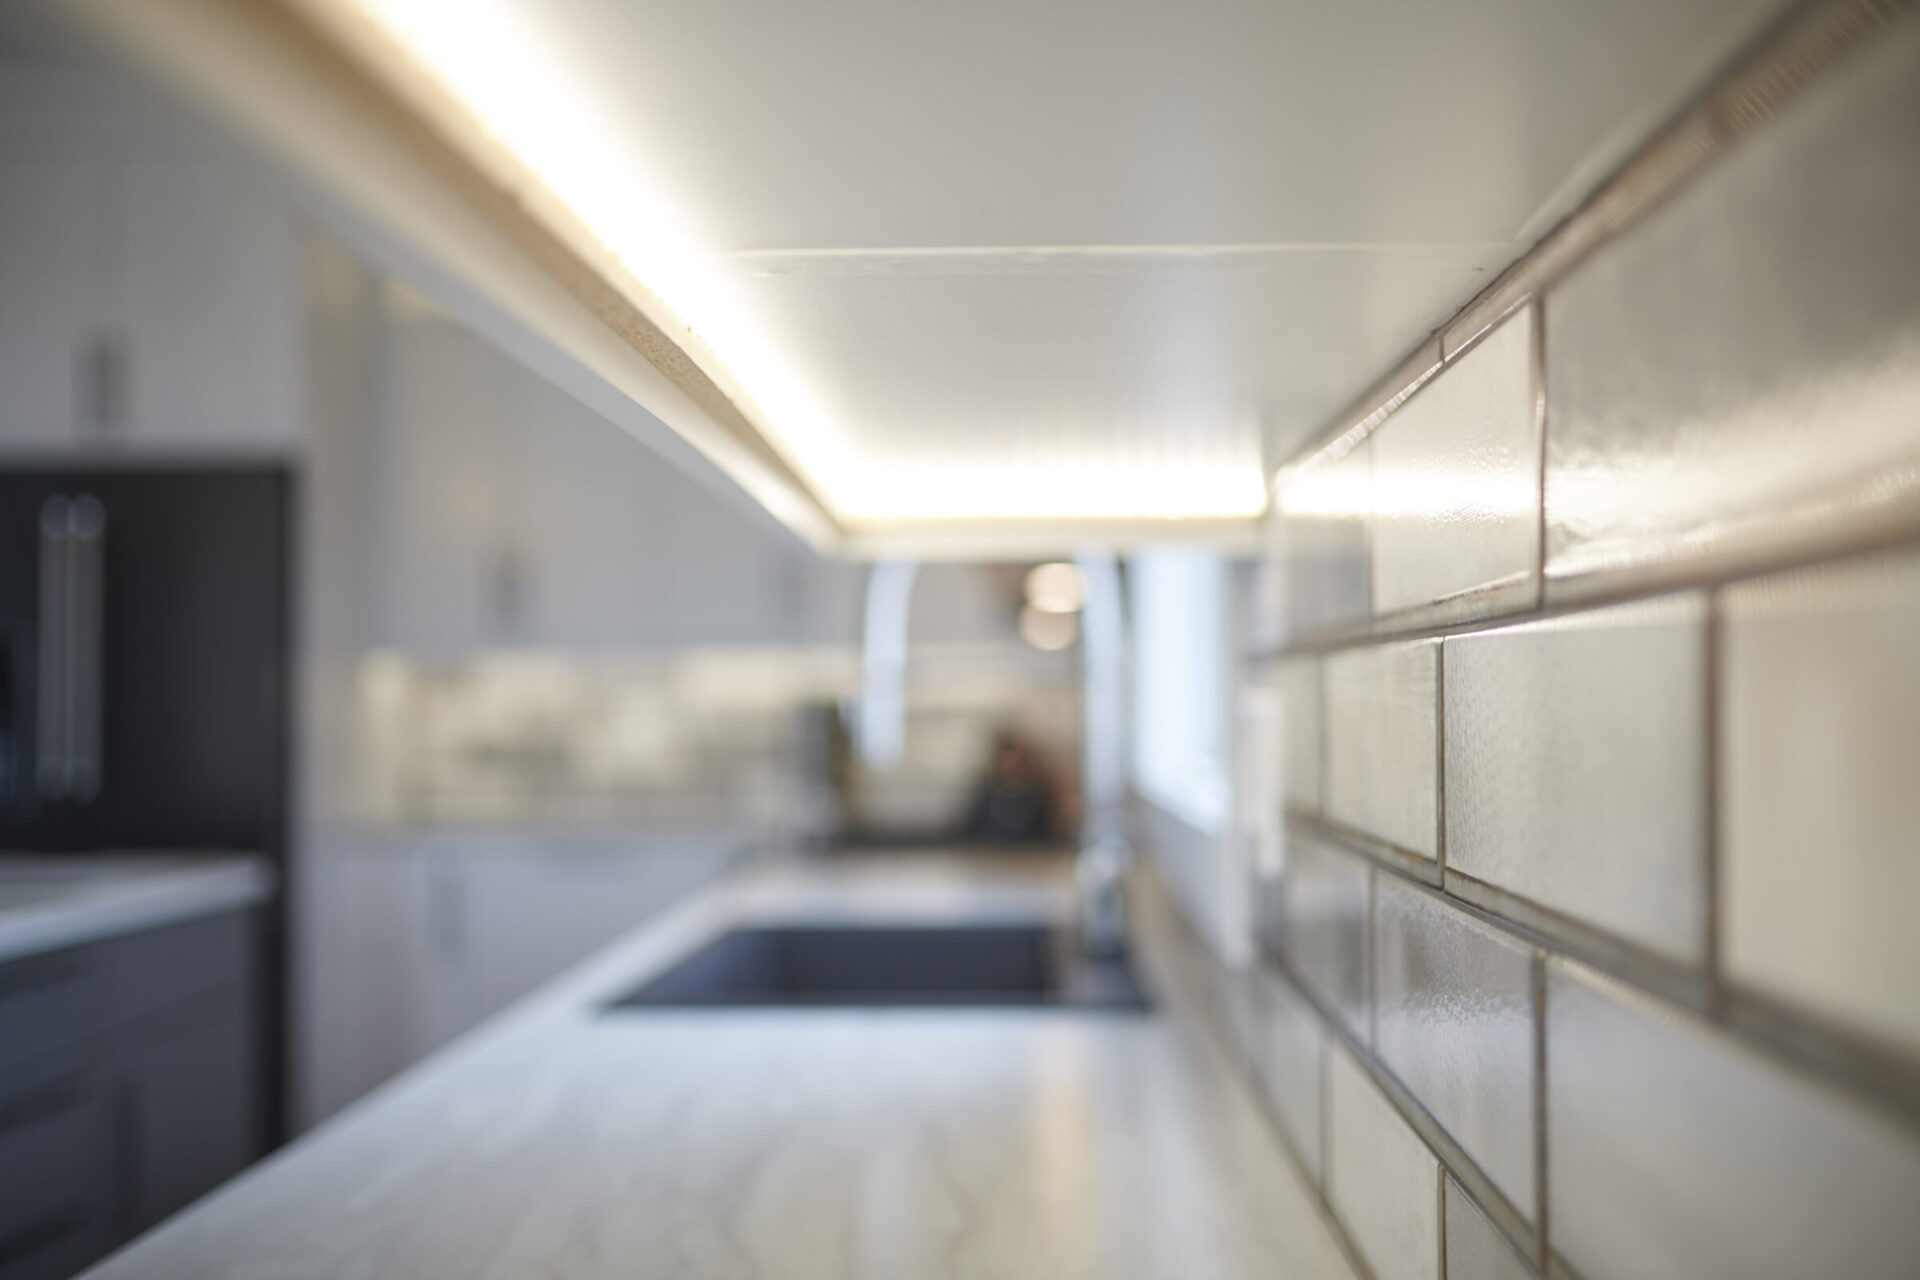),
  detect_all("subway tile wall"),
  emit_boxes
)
[1369,309,1539,624]
[1442,594,1709,966]
[1720,549,1920,1062]
[1372,877,1536,1224]
[1543,15,1920,599]
[1548,962,1920,1280]
[1223,11,1920,1278]
[1280,828,1371,1044]
[1322,640,1438,867]
[1326,1045,1440,1280]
